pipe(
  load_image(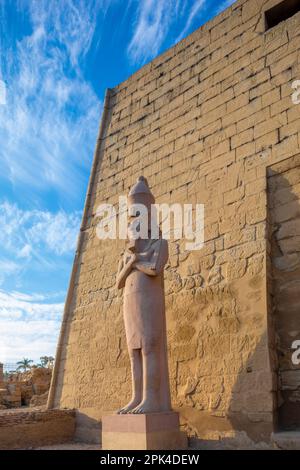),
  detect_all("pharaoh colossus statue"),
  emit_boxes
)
[116,176,171,414]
